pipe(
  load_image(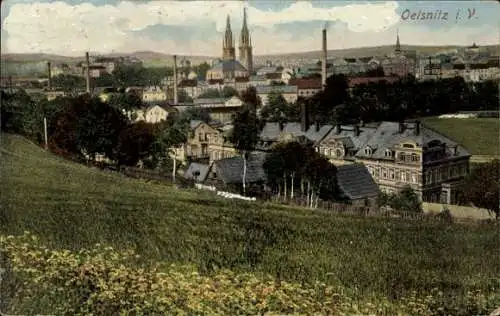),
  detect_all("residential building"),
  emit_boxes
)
[142,86,167,102]
[258,119,471,204]
[256,85,298,106]
[289,78,322,97]
[125,105,171,124]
